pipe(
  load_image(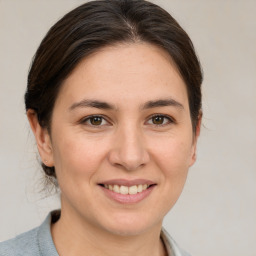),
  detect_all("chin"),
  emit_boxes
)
[105,225,150,237]
[102,213,162,237]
